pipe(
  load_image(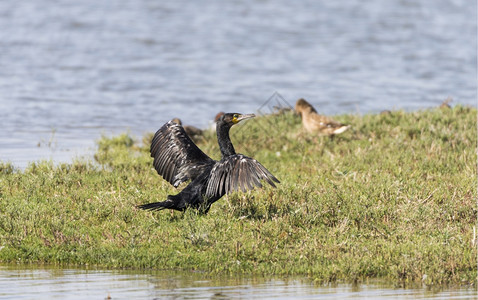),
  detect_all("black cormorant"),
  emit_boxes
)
[138,113,280,214]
